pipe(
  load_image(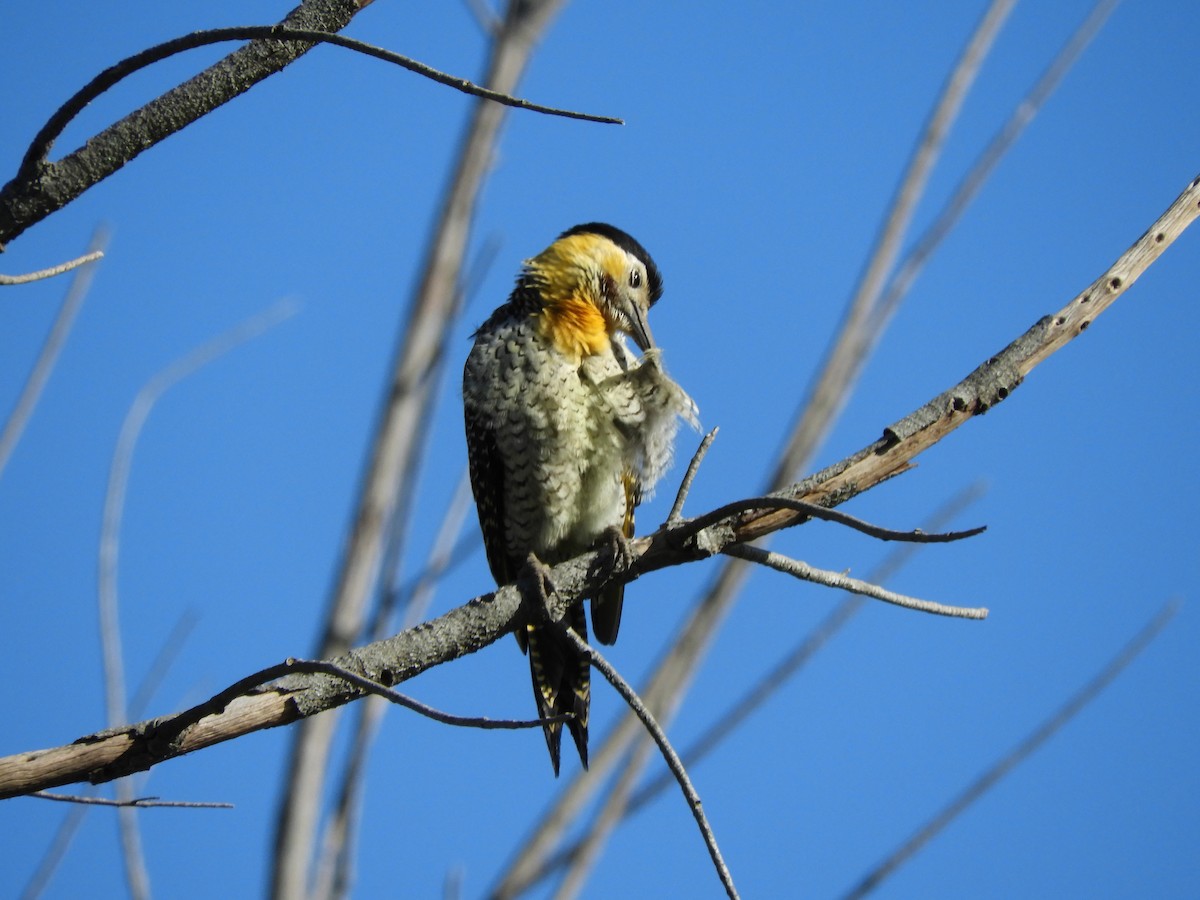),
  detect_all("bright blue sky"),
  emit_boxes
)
[2,2,1198,898]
